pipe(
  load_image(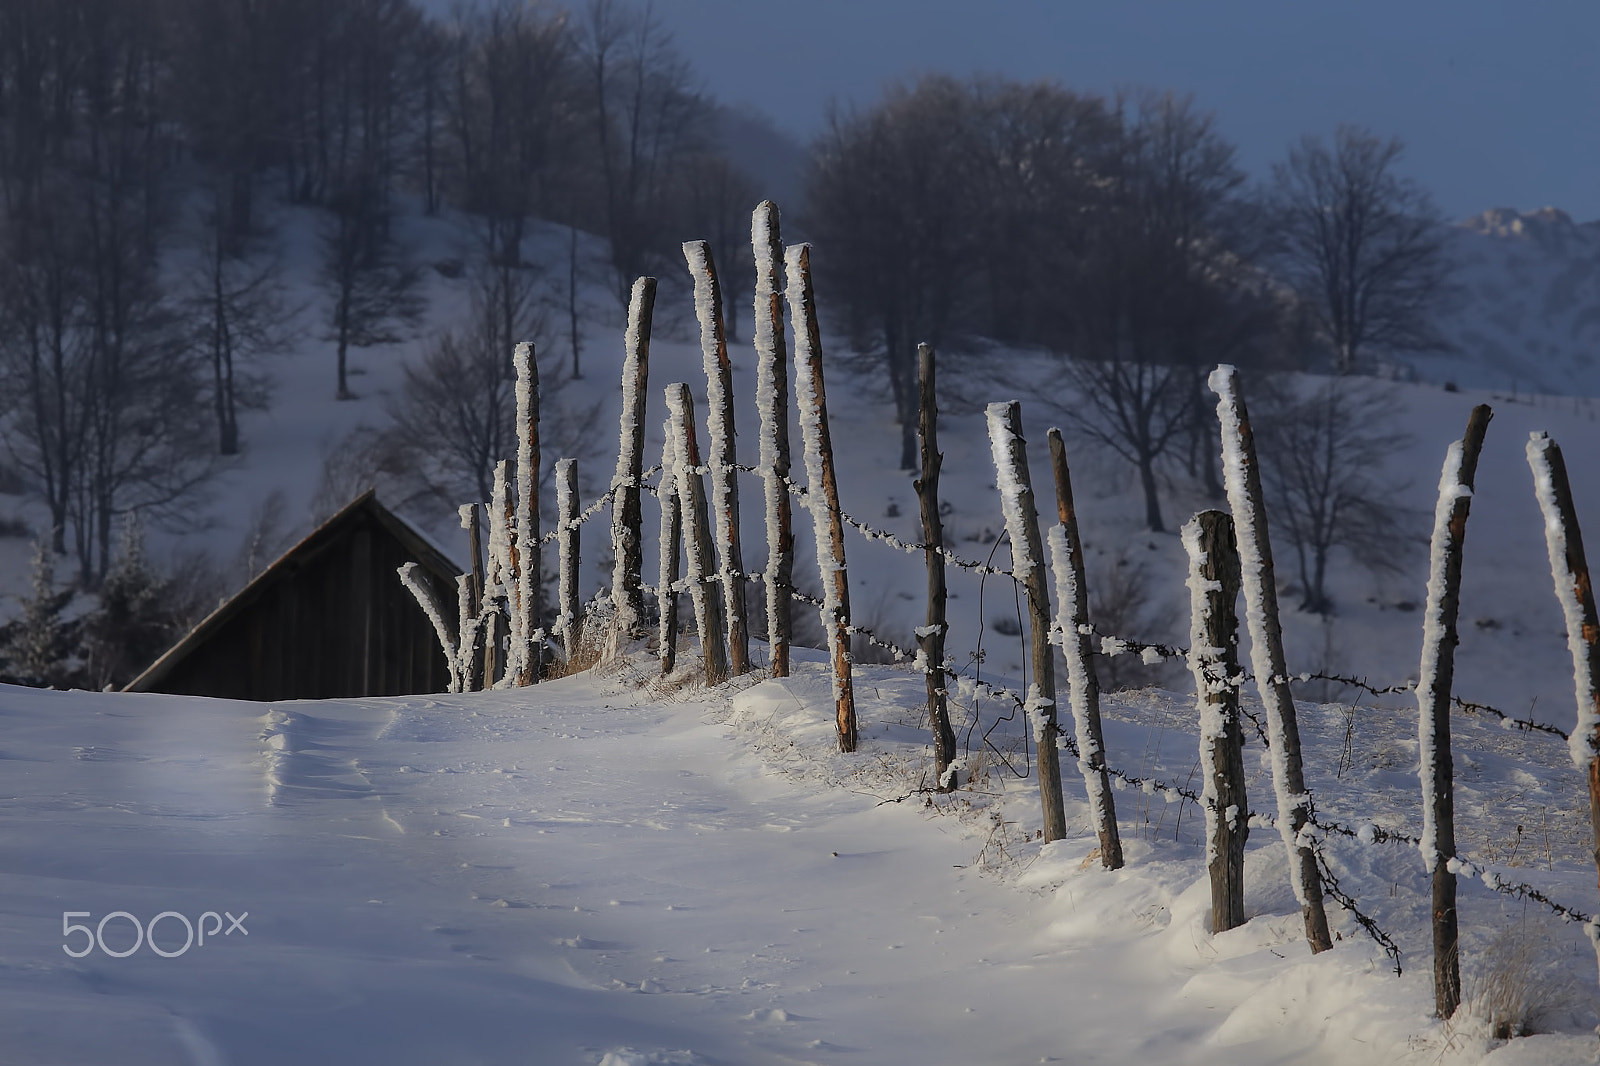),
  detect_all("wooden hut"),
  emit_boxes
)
[125,491,460,700]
